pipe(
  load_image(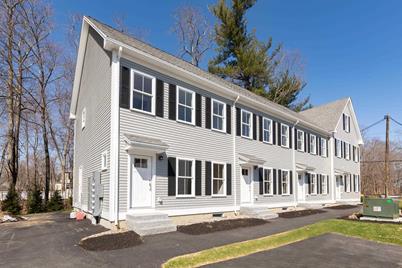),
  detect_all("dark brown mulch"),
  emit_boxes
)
[278,209,326,218]
[177,218,268,235]
[79,231,143,251]
[325,205,359,210]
